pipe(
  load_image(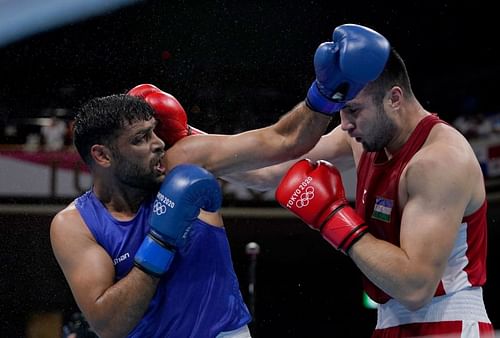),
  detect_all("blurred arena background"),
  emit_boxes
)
[0,0,499,337]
